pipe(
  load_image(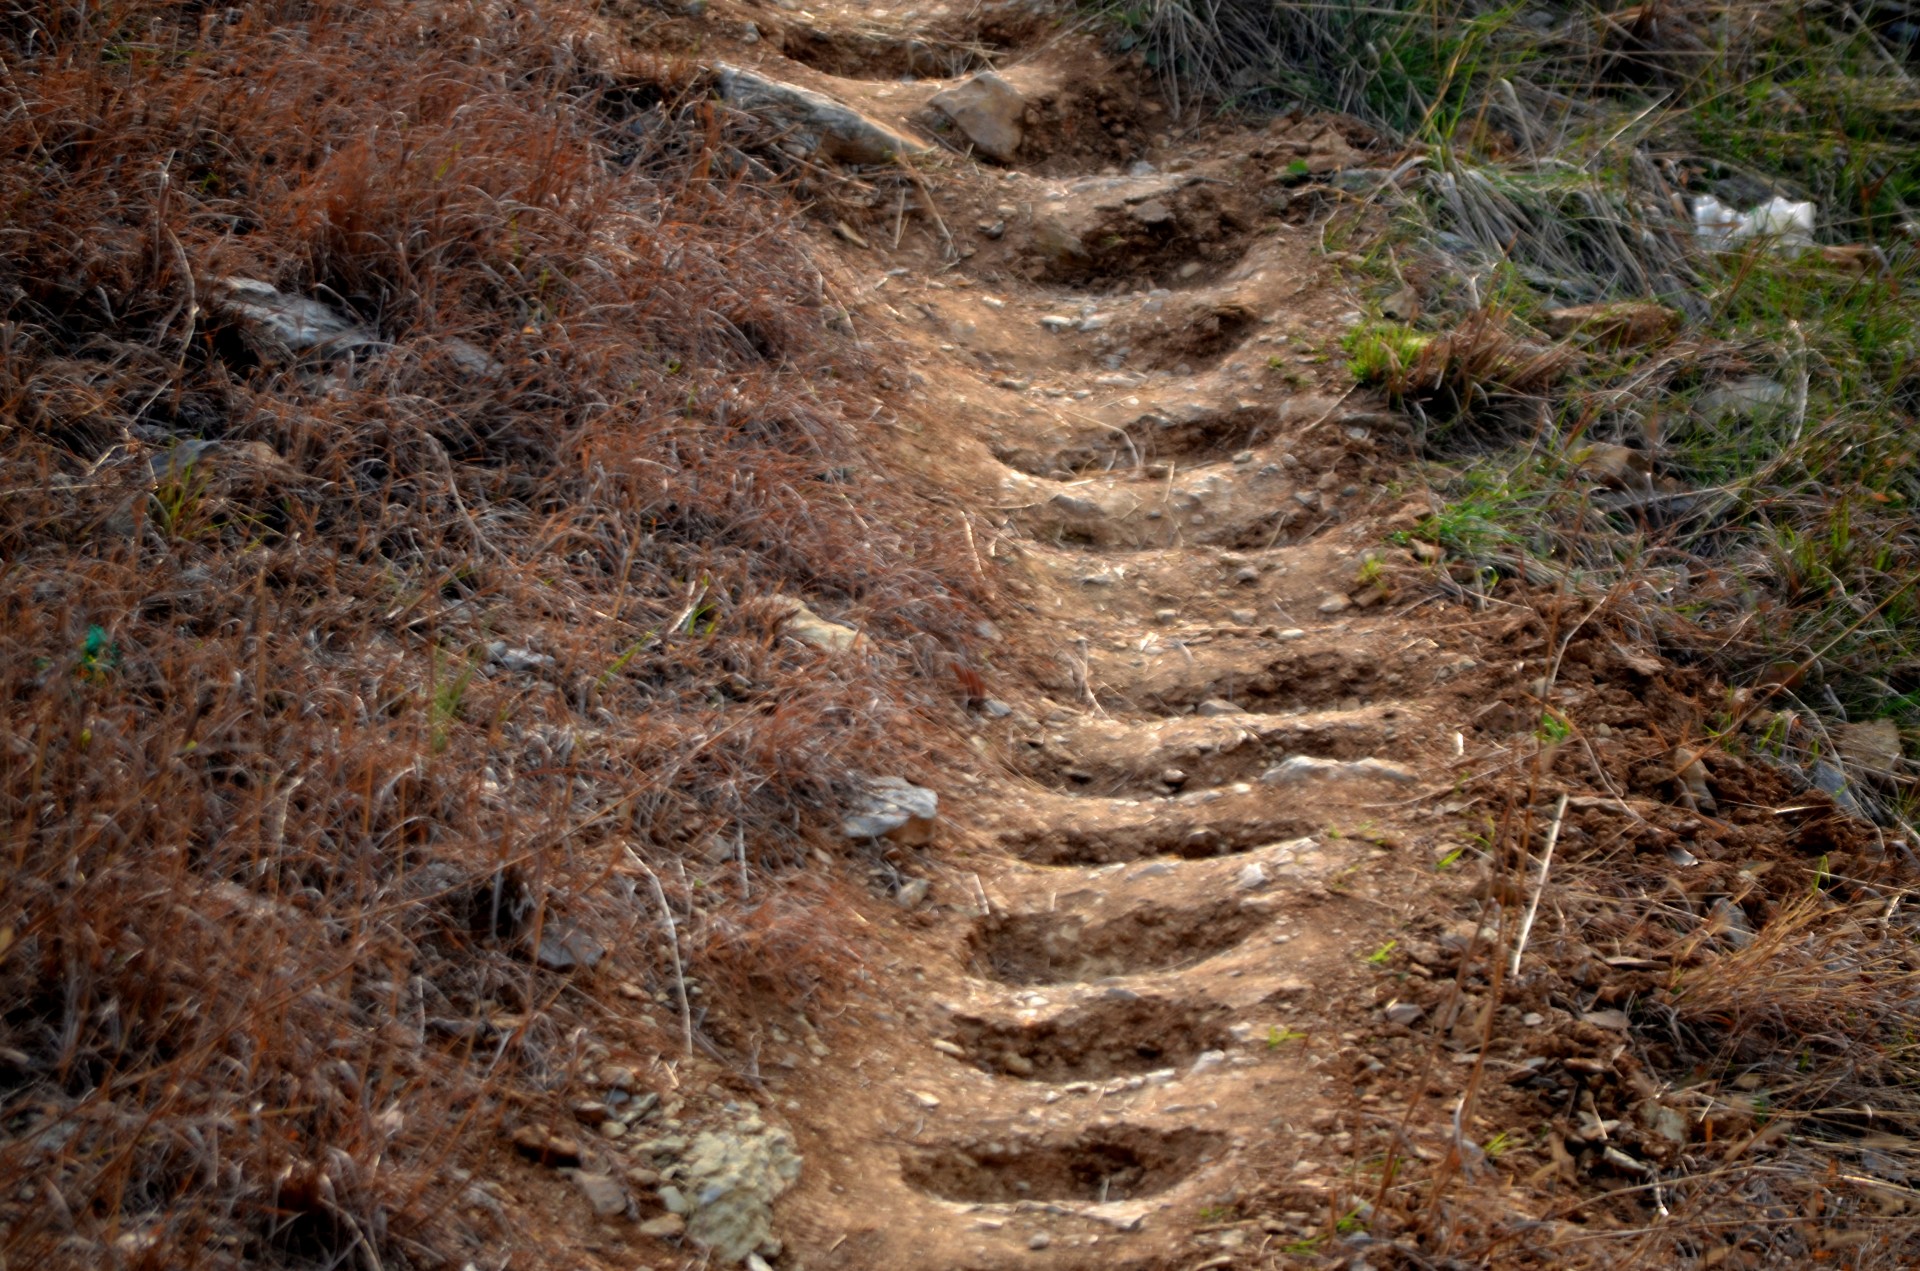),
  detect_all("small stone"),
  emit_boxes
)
[1197,698,1246,717]
[1317,594,1352,614]
[1029,1233,1053,1250]
[1236,862,1269,891]
[1160,767,1188,787]
[509,1124,583,1167]
[1383,1002,1425,1026]
[746,1255,774,1271]
[1261,755,1416,785]
[1051,493,1103,518]
[932,1039,966,1058]
[1277,628,1306,641]
[1522,1012,1545,1027]
[894,876,932,909]
[657,1184,690,1215]
[981,698,1013,718]
[1155,608,1179,625]
[570,1171,628,1217]
[909,1090,941,1109]
[1230,609,1257,625]
[768,594,865,653]
[1001,1054,1034,1077]
[842,775,939,844]
[927,71,1027,162]
[534,919,606,973]
[1233,566,1260,585]
[1040,314,1078,332]
[638,1213,686,1239]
